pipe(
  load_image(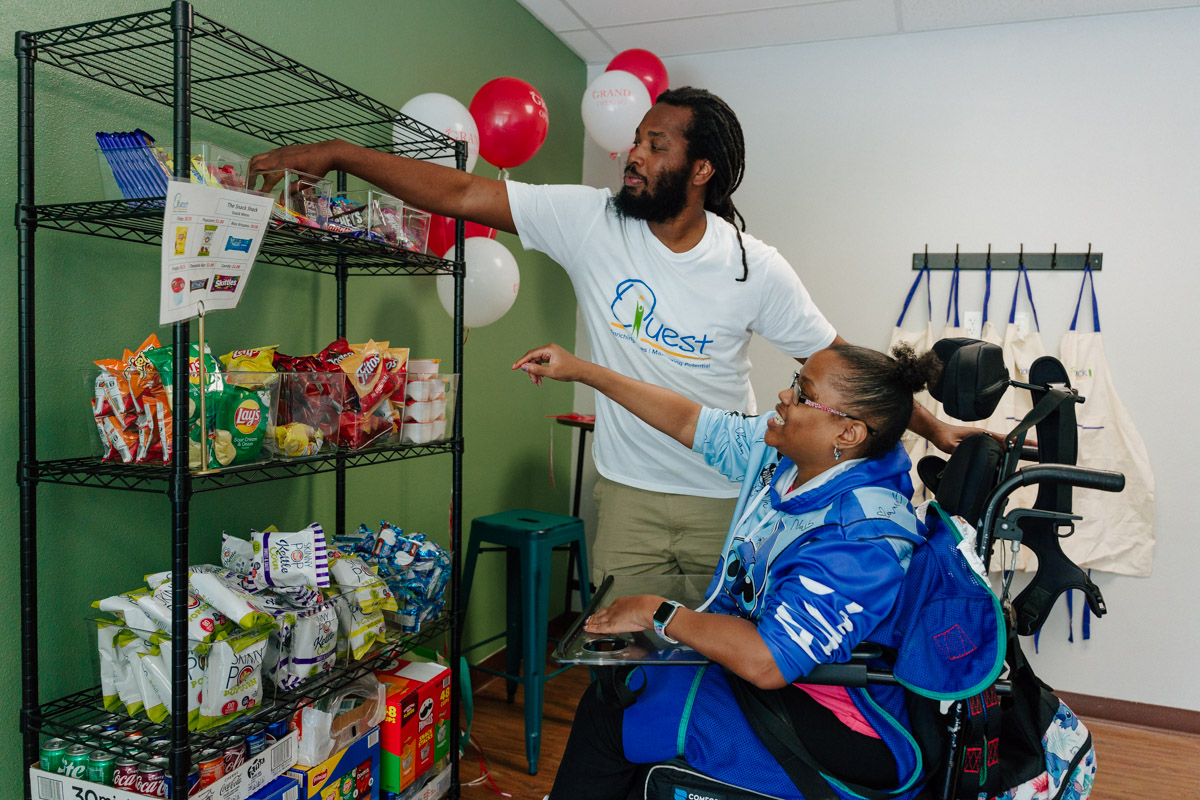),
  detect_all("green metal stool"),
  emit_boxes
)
[461,509,591,775]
